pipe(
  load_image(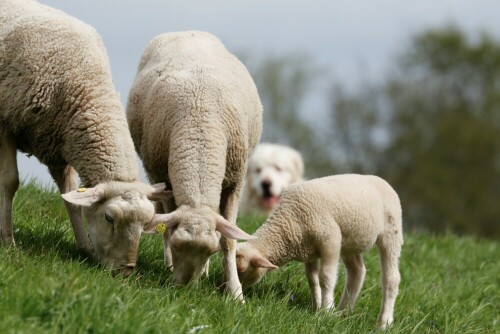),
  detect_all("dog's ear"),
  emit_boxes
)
[291,150,305,182]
